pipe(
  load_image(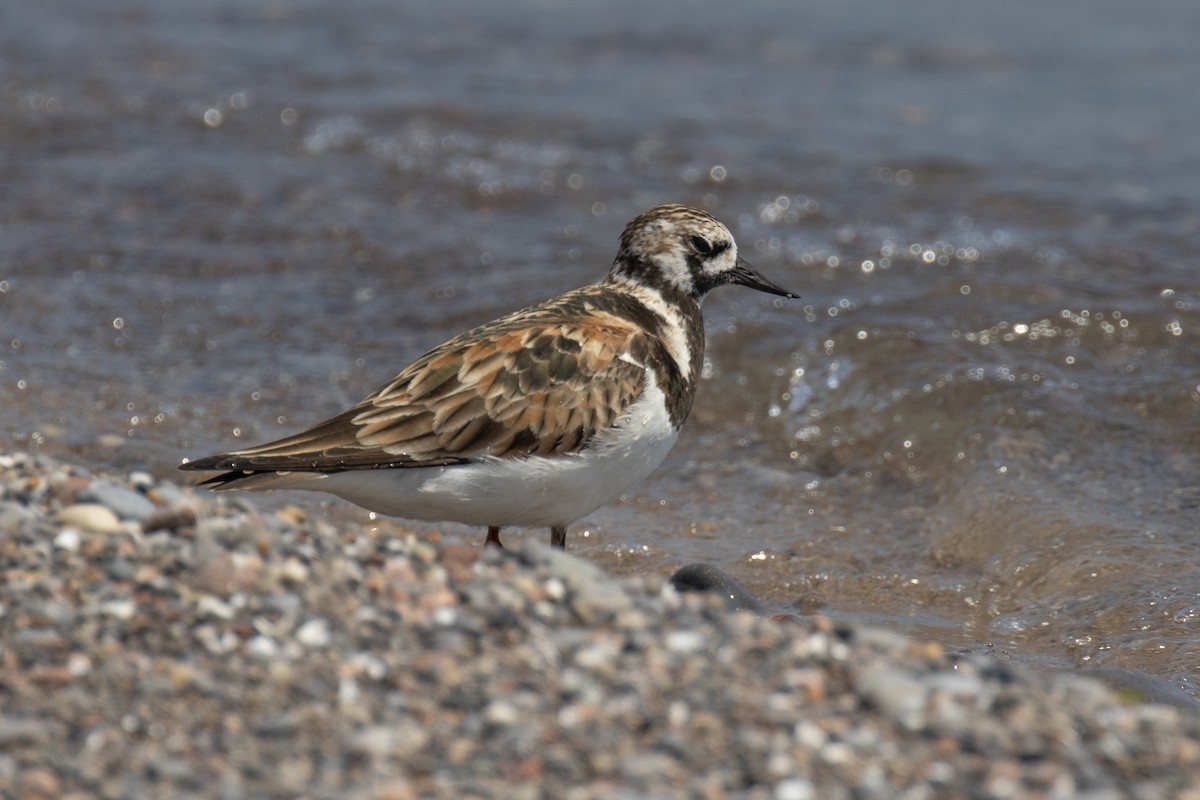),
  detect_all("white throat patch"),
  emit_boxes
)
[621,280,693,381]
